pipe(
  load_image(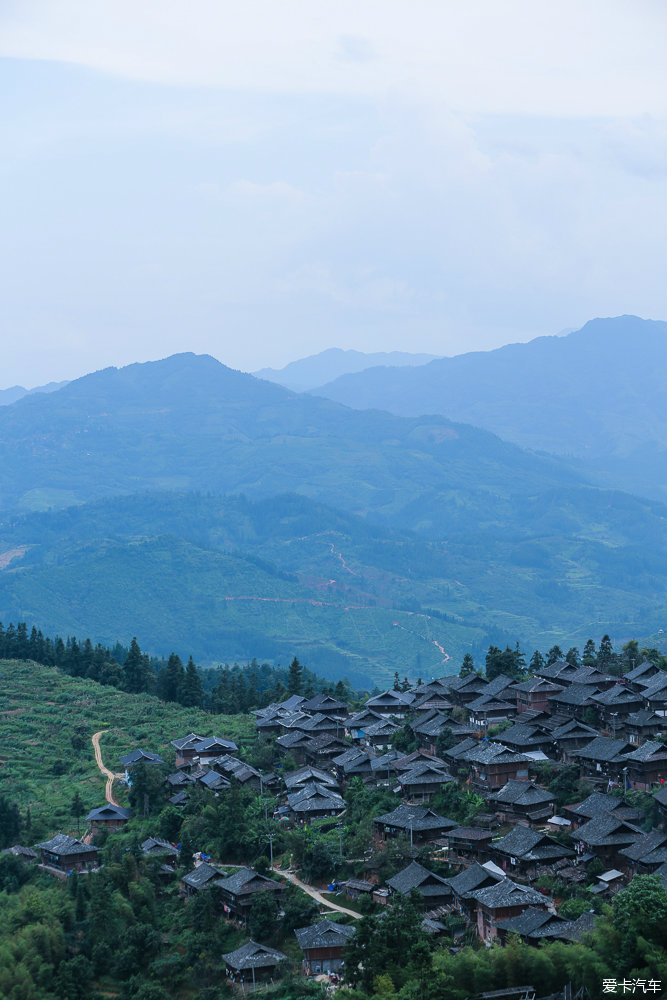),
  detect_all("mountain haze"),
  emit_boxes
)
[0,352,588,534]
[313,316,667,501]
[254,348,441,392]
